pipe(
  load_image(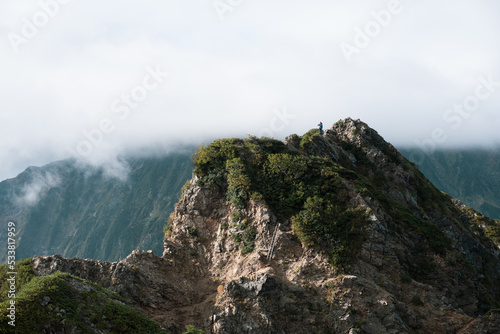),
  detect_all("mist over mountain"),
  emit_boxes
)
[2,119,500,333]
[400,148,500,220]
[0,153,193,263]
